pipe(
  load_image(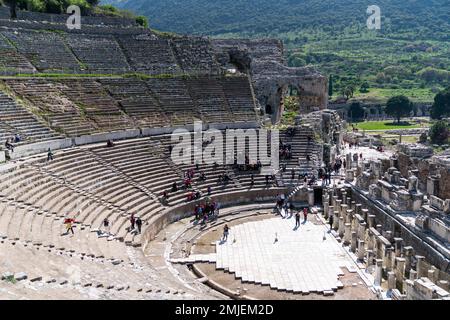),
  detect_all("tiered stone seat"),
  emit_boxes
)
[152,133,243,196]
[91,139,189,207]
[220,77,257,122]
[4,79,97,136]
[100,78,169,128]
[146,77,200,126]
[171,37,221,74]
[186,77,233,123]
[0,199,197,299]
[39,148,164,242]
[279,128,322,173]
[0,91,61,145]
[117,35,181,75]
[58,79,133,131]
[227,130,278,190]
[0,33,35,74]
[66,34,131,74]
[2,30,81,73]
[11,9,138,27]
